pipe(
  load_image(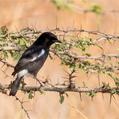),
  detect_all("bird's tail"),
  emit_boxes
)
[9,76,23,96]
